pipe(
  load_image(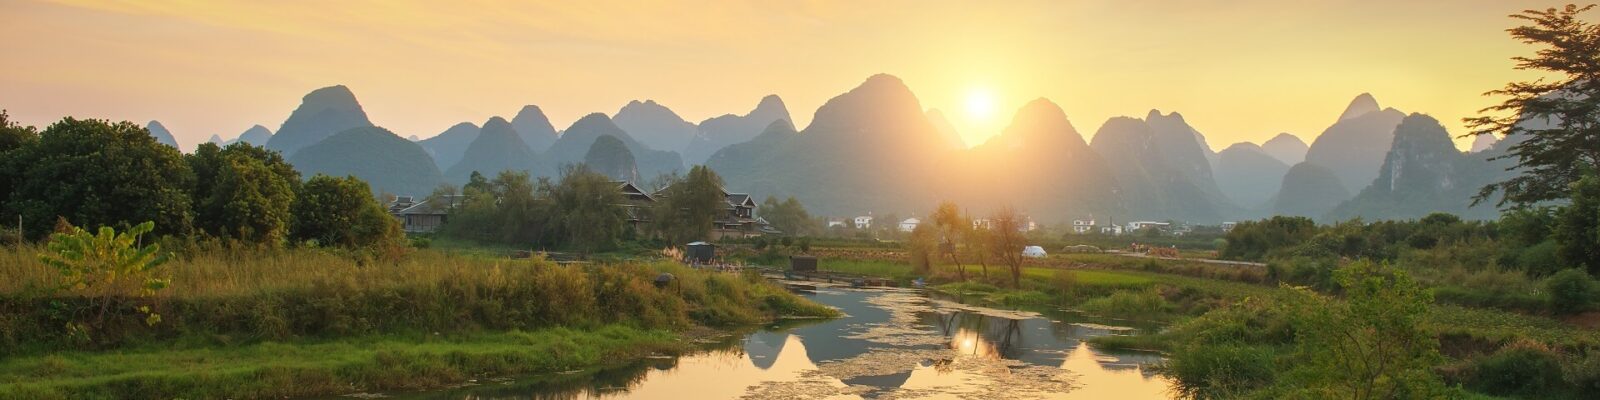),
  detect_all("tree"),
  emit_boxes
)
[3,118,194,238]
[0,110,39,218]
[291,174,402,250]
[907,222,938,274]
[989,206,1028,288]
[38,221,170,341]
[463,170,492,194]
[1555,173,1600,274]
[1219,216,1319,261]
[759,195,815,236]
[1546,268,1596,314]
[1279,261,1450,399]
[551,165,626,254]
[1467,4,1600,205]
[186,142,299,244]
[652,165,725,244]
[931,201,969,280]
